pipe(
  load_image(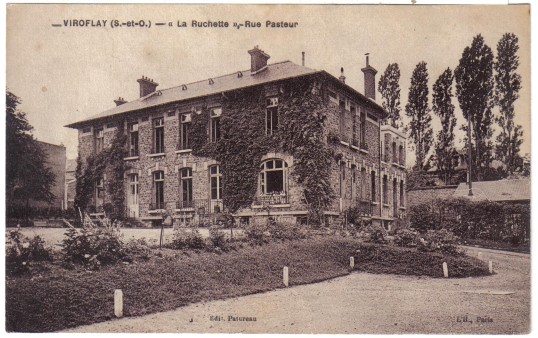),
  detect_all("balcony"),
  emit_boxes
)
[253,193,289,207]
[175,199,223,214]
